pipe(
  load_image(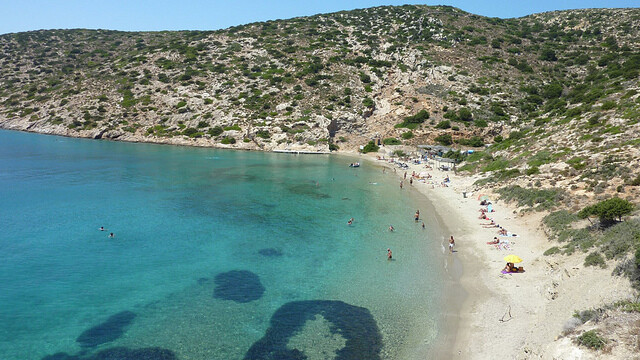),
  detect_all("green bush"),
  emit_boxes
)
[599,219,640,260]
[208,126,223,136]
[362,97,374,107]
[197,121,209,128]
[383,137,402,145]
[435,134,452,146]
[482,158,510,172]
[435,120,451,129]
[544,247,561,256]
[401,131,413,139]
[361,141,379,153]
[403,110,430,124]
[584,252,606,268]
[544,210,579,233]
[457,136,484,147]
[458,108,473,121]
[600,100,616,110]
[256,130,270,139]
[577,330,606,350]
[175,101,187,108]
[526,167,540,175]
[220,136,236,144]
[329,143,339,151]
[496,185,563,210]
